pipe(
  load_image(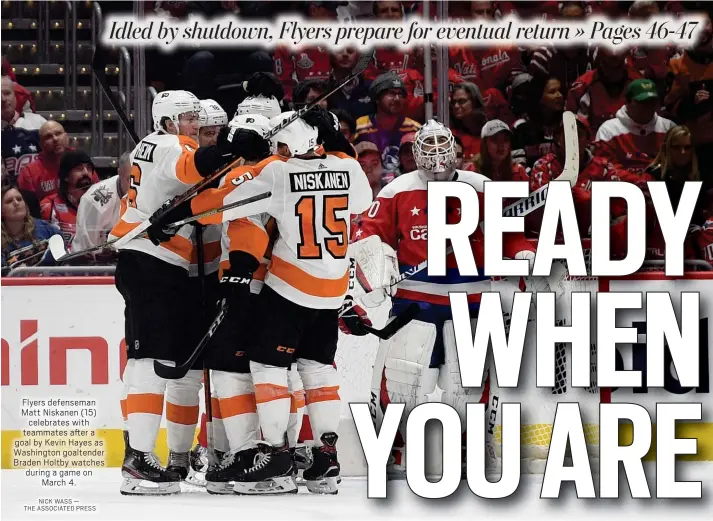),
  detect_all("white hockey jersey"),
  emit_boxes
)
[109,131,208,271]
[191,153,373,309]
[71,175,124,252]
